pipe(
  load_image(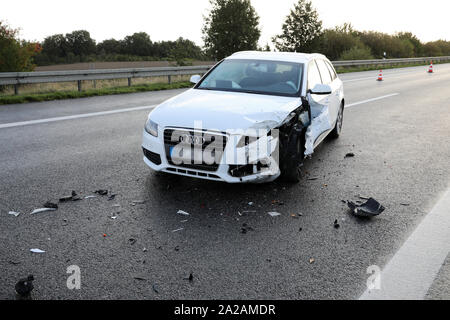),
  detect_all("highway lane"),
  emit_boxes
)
[0,64,449,299]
